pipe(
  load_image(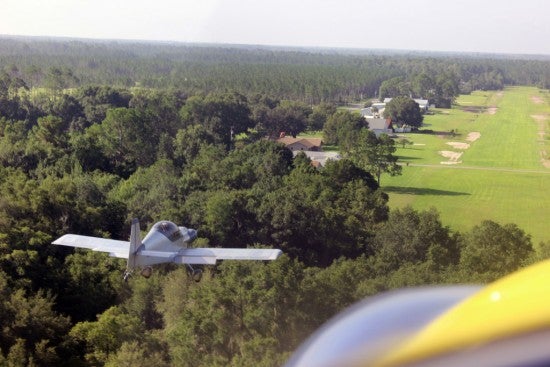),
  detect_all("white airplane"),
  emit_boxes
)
[53,219,282,281]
